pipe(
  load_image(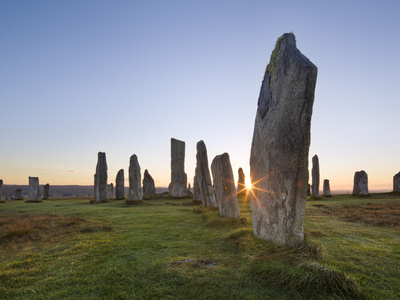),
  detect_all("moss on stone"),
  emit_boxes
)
[264,32,296,91]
